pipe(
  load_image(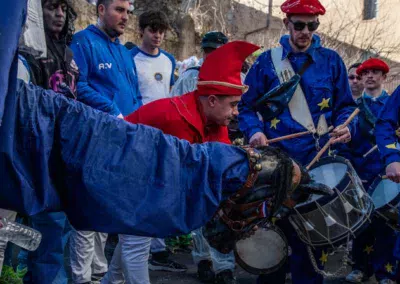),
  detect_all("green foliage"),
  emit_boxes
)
[0,266,23,284]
